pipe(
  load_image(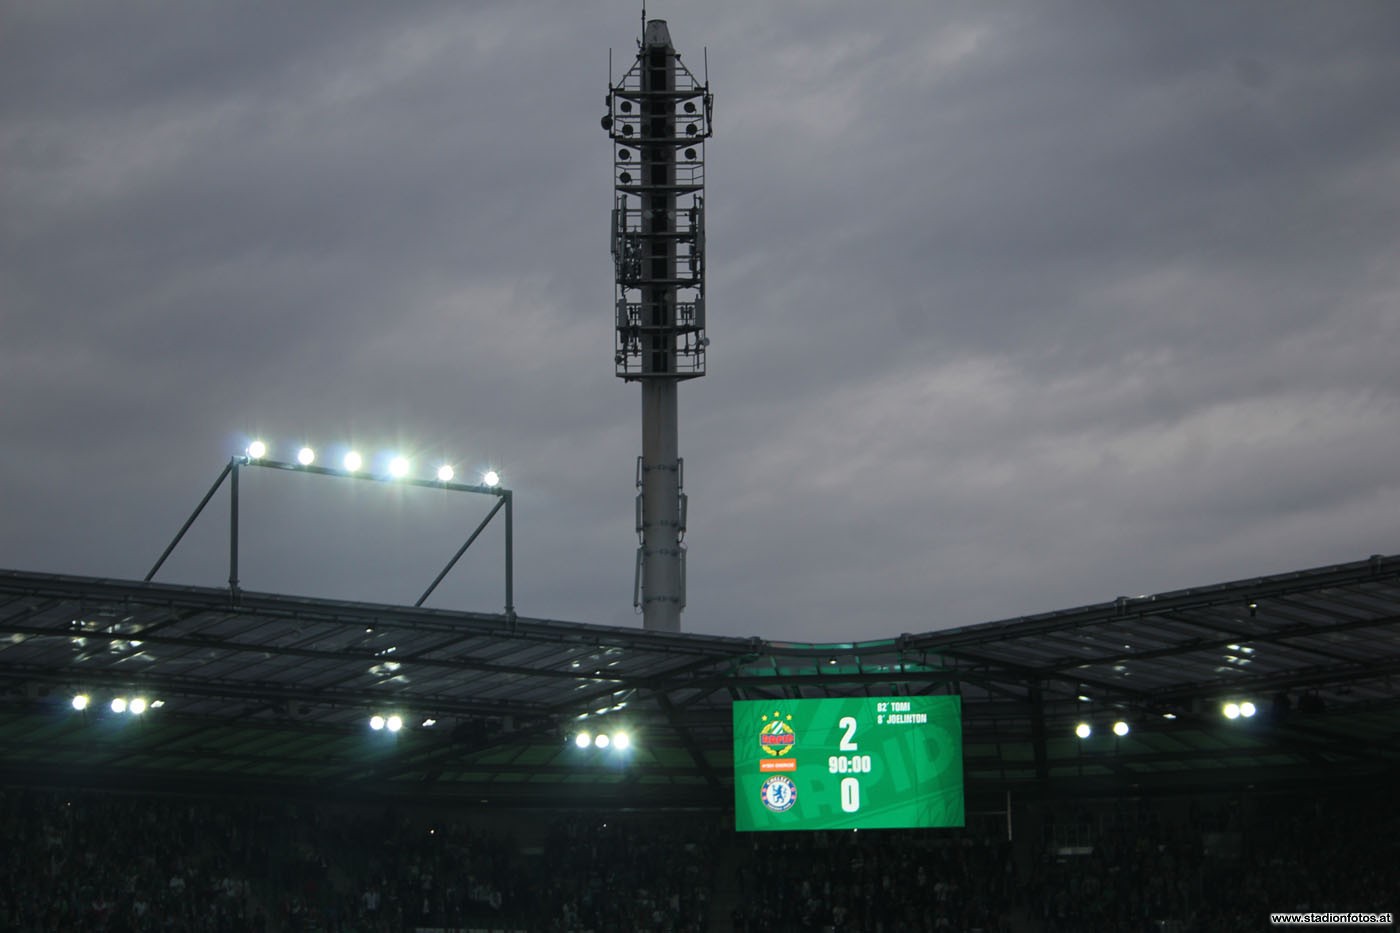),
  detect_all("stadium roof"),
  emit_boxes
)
[2,553,1398,806]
